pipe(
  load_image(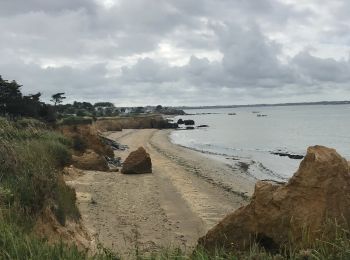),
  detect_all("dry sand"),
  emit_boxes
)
[66,129,254,258]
